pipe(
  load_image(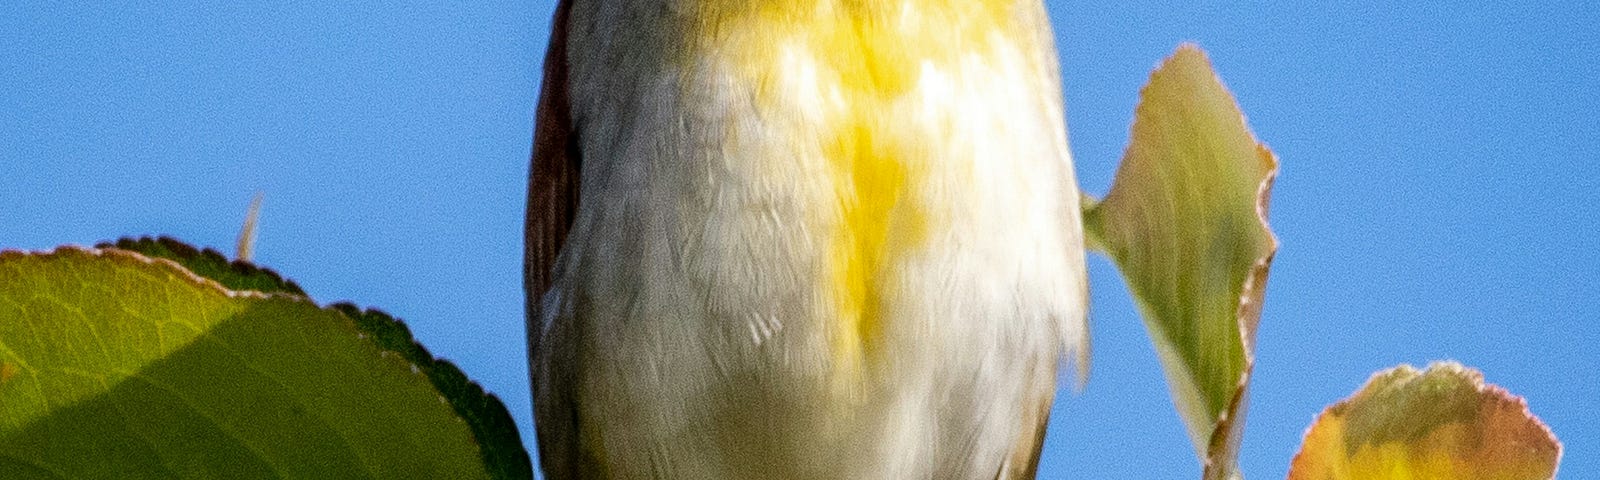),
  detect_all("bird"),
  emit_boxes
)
[525,0,1088,478]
